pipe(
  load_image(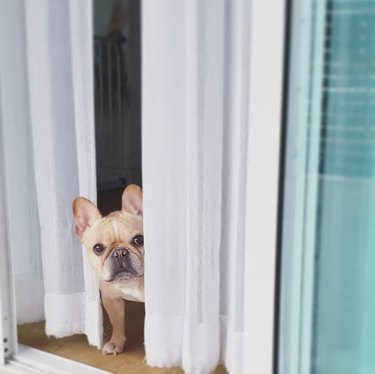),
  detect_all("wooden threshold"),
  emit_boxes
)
[18,301,227,374]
